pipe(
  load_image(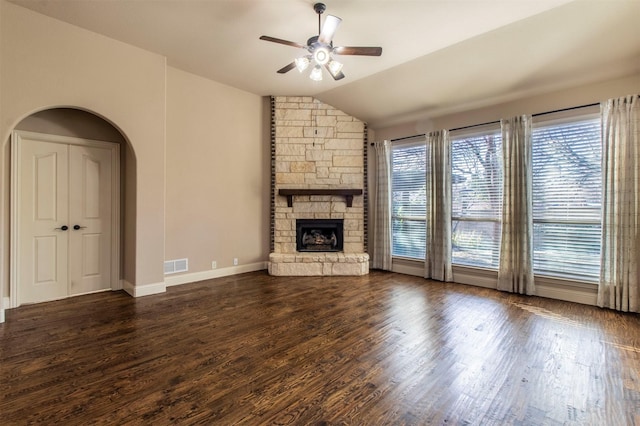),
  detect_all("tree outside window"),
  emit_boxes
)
[451,132,503,269]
